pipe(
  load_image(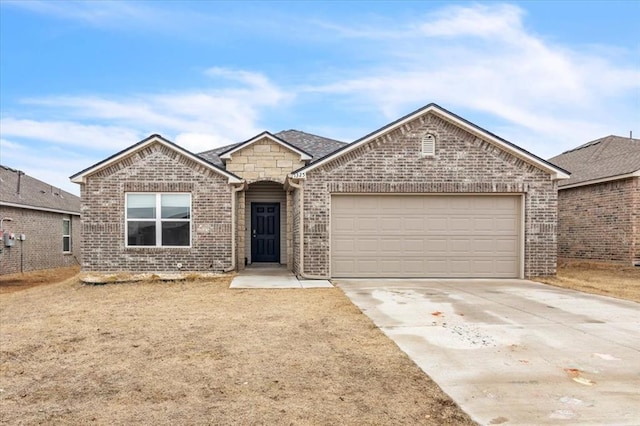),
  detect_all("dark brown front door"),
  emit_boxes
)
[251,203,280,262]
